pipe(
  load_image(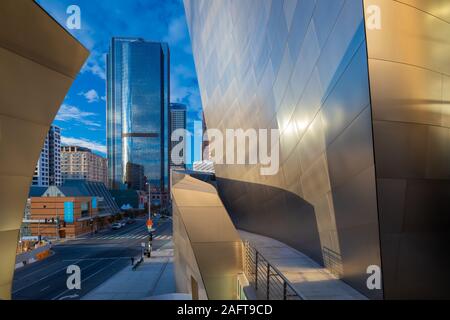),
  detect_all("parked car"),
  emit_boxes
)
[120,221,127,227]
[111,223,122,230]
